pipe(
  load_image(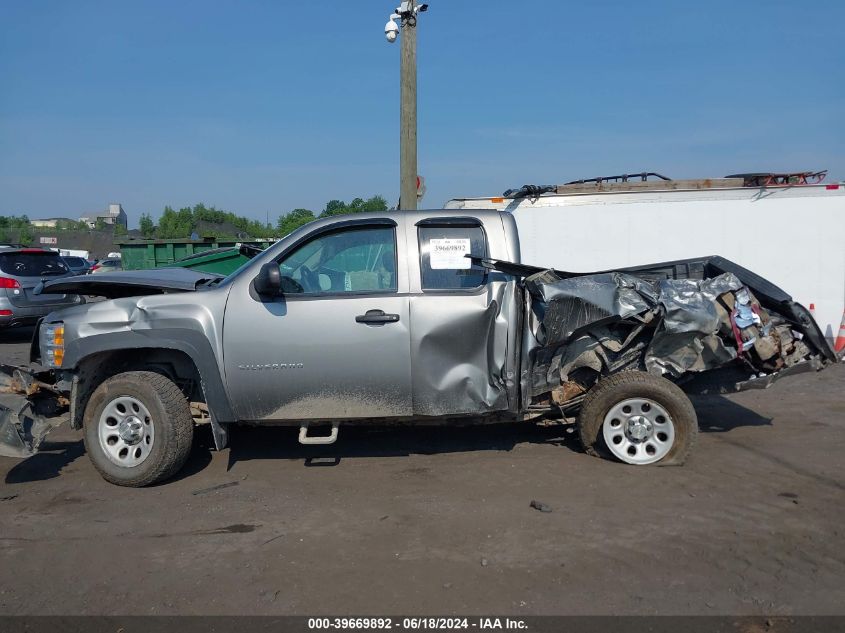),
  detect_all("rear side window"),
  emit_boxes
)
[0,252,68,276]
[418,224,487,290]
